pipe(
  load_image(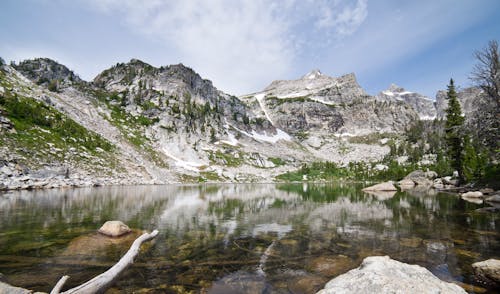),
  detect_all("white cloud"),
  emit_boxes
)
[88,0,369,95]
[315,0,368,36]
